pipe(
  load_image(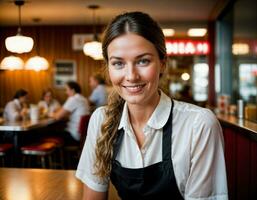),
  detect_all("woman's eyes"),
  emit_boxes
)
[111,61,124,69]
[110,58,150,69]
[136,58,150,66]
